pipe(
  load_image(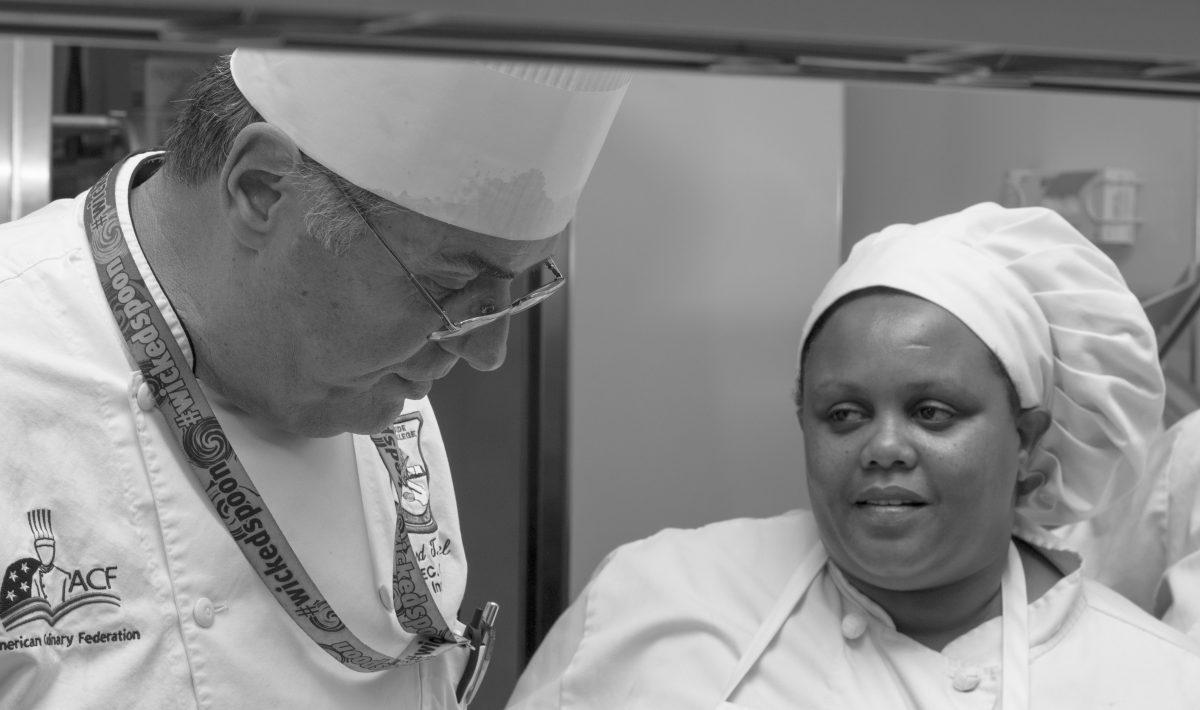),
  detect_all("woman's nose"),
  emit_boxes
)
[859,414,917,471]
